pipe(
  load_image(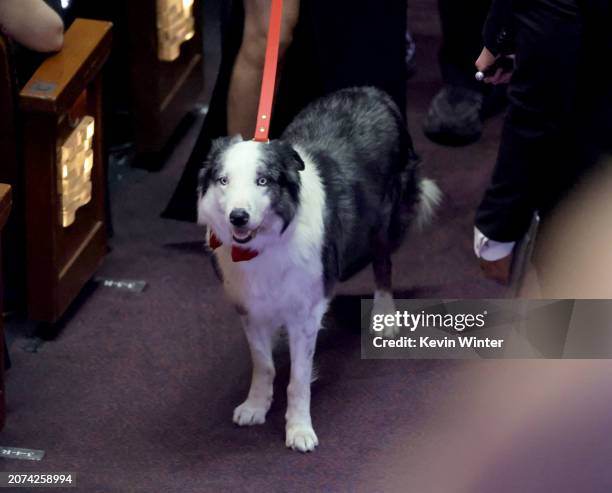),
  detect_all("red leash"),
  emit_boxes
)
[253,0,284,142]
